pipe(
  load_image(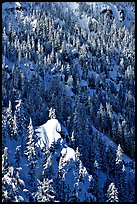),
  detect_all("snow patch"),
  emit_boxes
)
[42,119,62,148]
